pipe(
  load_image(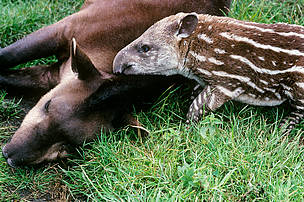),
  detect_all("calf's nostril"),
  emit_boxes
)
[115,63,133,74]
[118,63,132,73]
